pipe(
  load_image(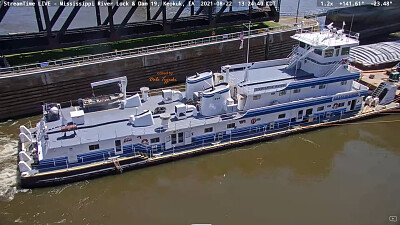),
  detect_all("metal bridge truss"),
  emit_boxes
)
[0,0,280,47]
